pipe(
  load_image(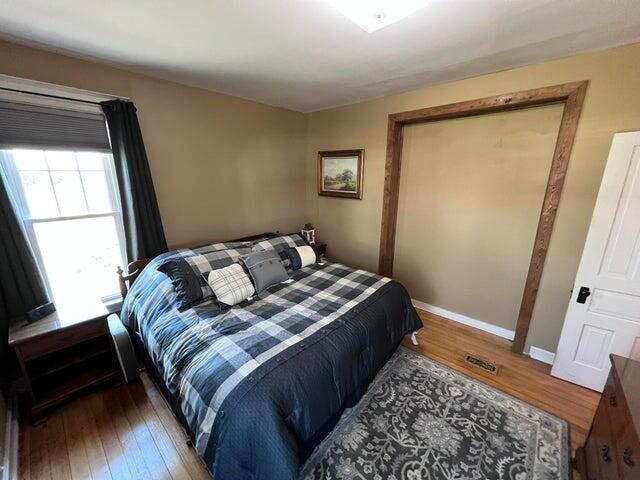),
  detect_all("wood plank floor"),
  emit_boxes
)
[19,373,212,480]
[20,308,601,479]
